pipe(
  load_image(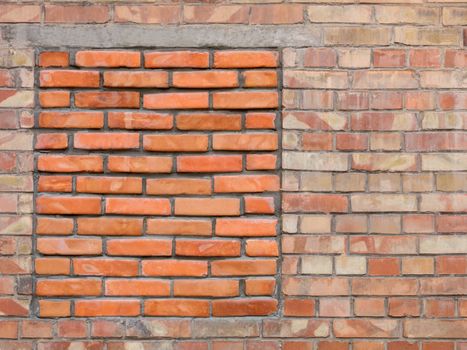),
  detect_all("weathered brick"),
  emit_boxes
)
[115,5,179,24]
